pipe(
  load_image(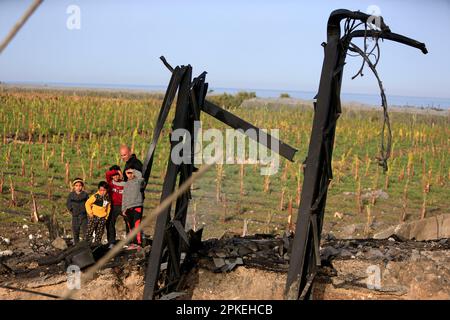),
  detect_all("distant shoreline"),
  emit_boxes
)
[1,83,449,116]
